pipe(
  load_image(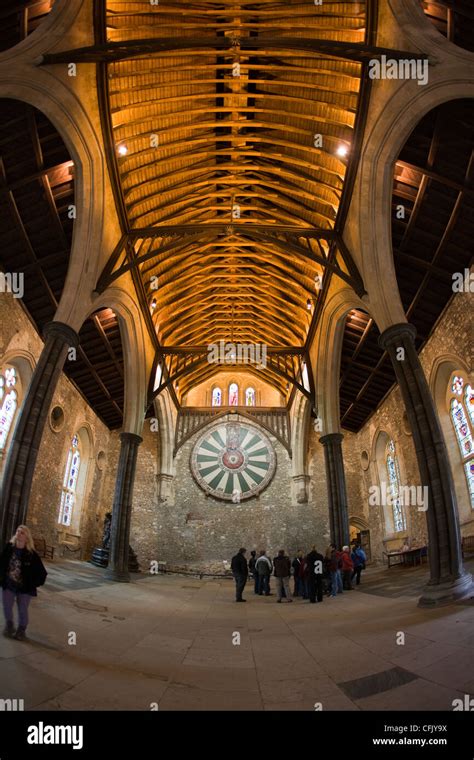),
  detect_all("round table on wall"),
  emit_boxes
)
[190,418,276,501]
